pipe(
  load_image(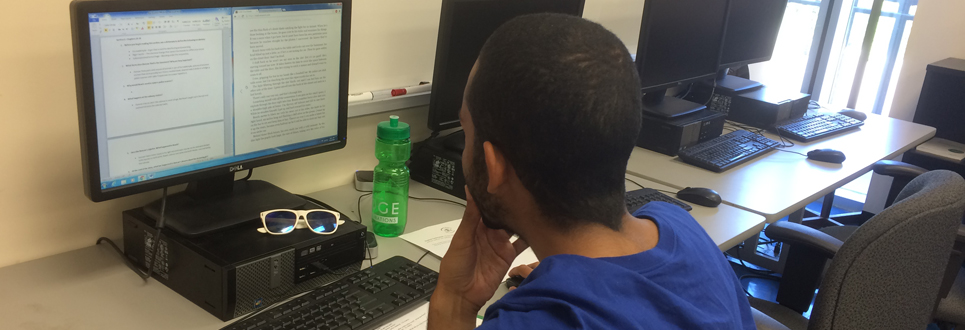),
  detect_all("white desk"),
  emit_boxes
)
[0,179,764,329]
[626,113,935,222]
